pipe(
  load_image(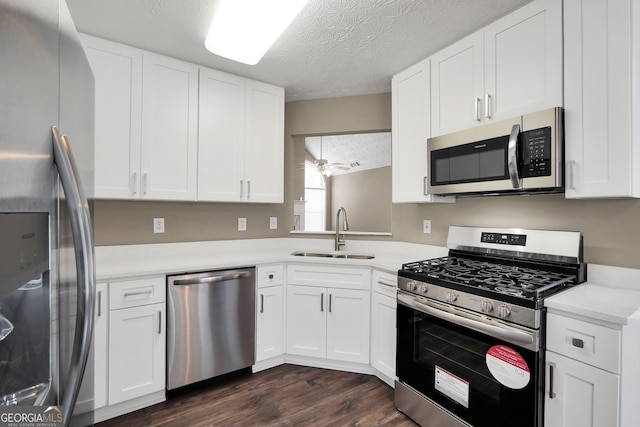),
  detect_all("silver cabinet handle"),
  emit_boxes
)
[507,124,522,189]
[142,173,148,195]
[475,97,482,122]
[571,337,584,348]
[260,294,264,313]
[158,311,162,334]
[52,126,96,427]
[240,180,244,200]
[247,180,251,200]
[423,176,428,196]
[98,290,102,317]
[320,293,324,312]
[485,93,492,119]
[123,289,153,297]
[548,363,556,399]
[568,160,576,190]
[377,280,396,288]
[329,294,332,313]
[131,172,138,195]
